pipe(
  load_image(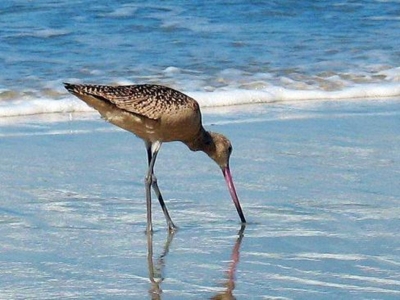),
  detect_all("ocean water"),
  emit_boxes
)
[1,2,400,298]
[1,0,400,116]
